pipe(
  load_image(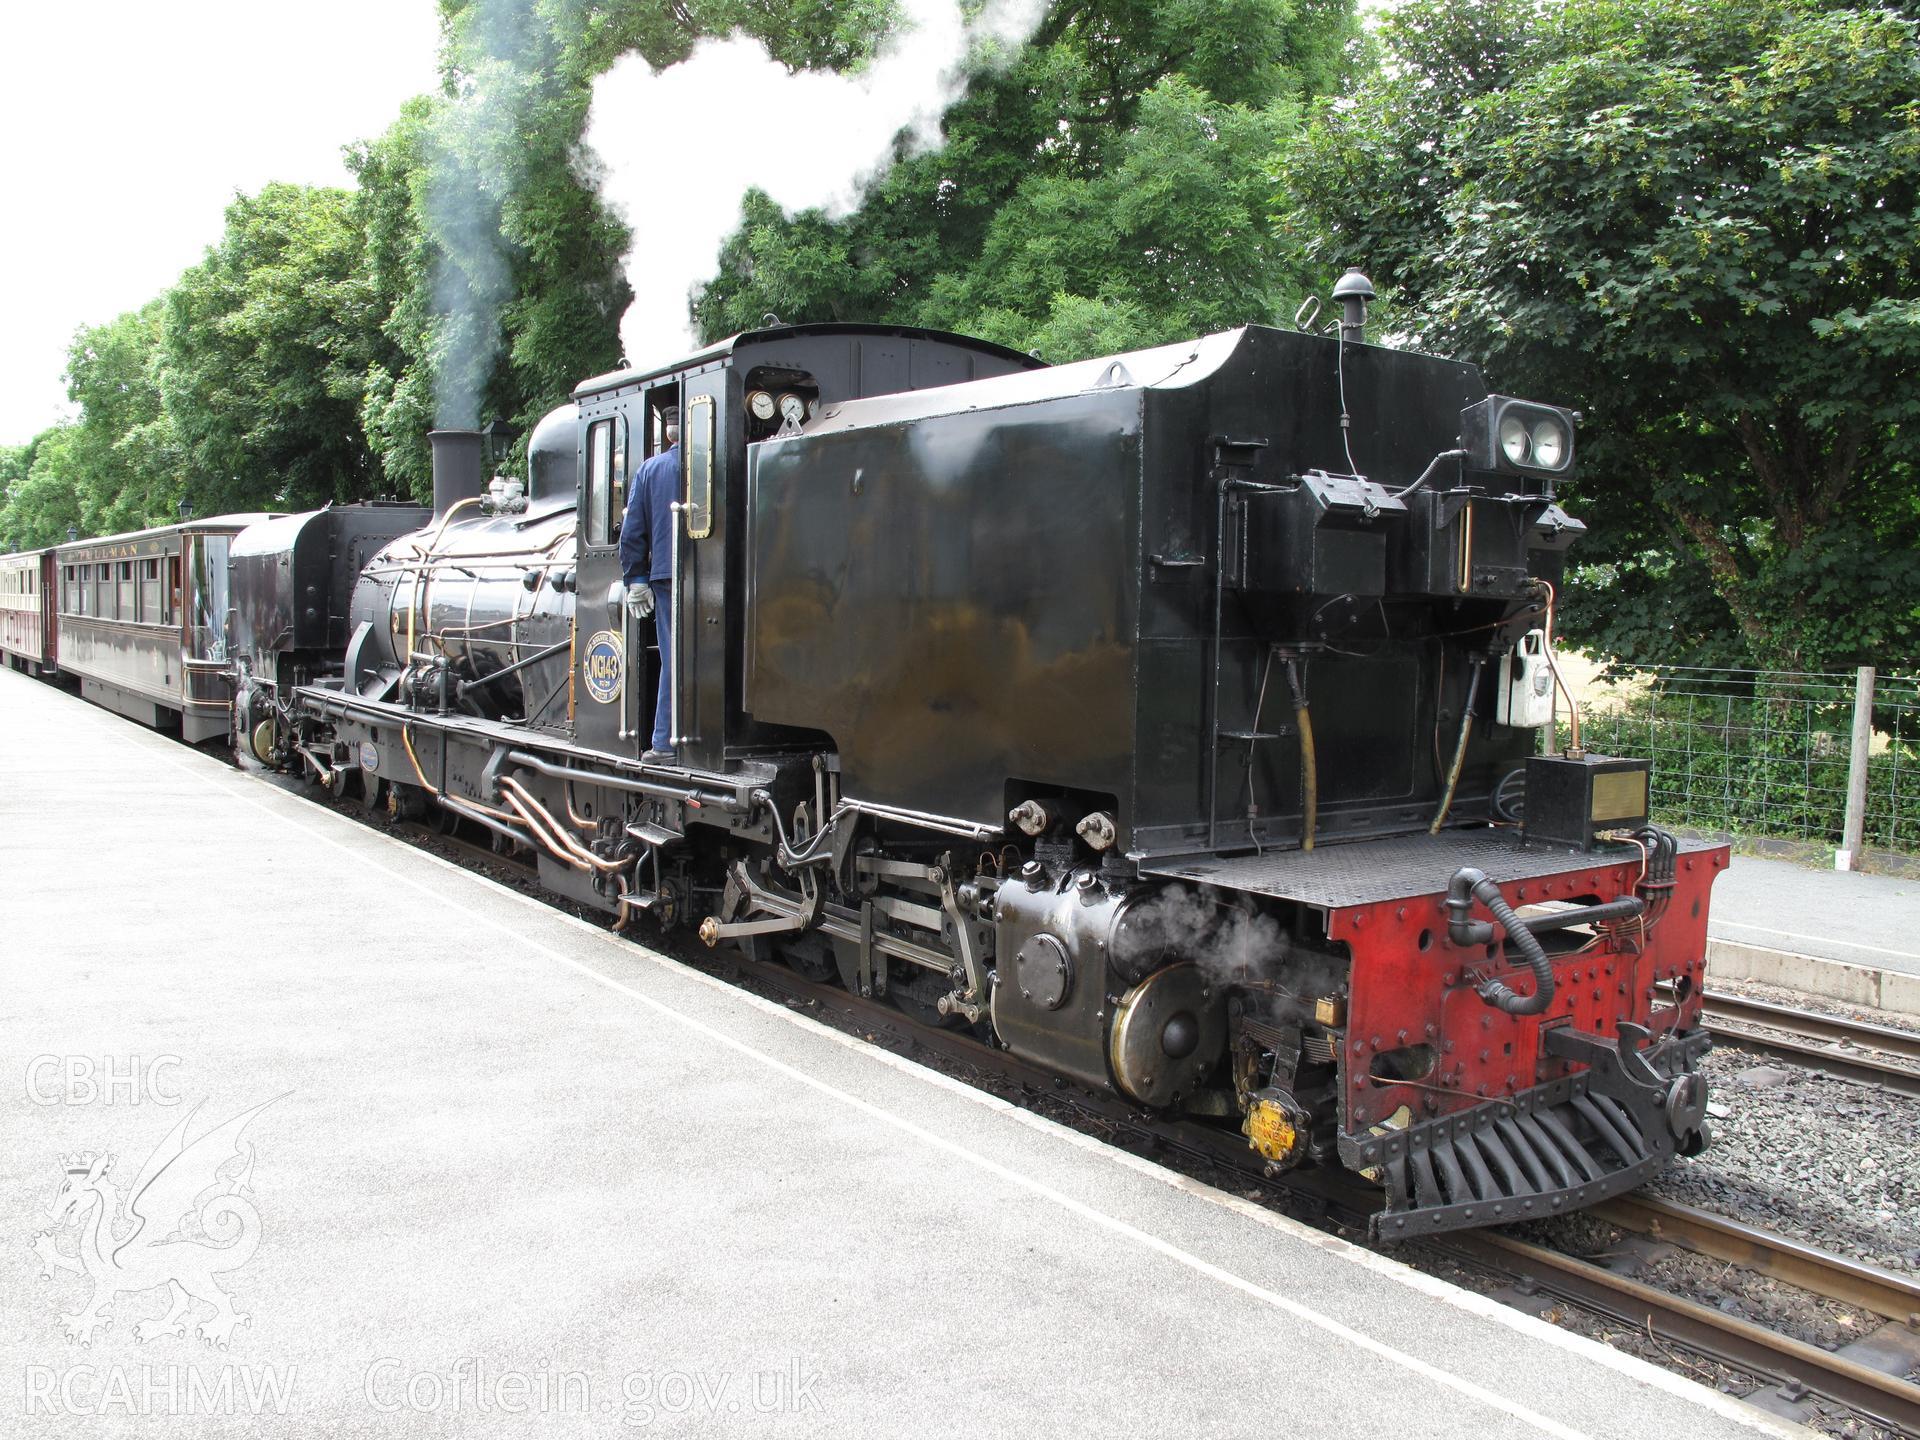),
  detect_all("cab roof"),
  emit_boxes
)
[572,321,1044,399]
